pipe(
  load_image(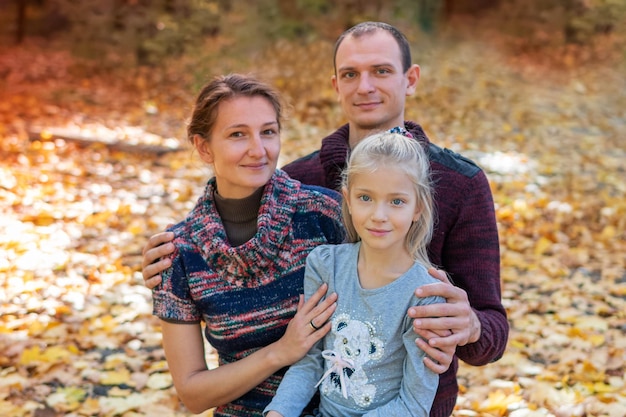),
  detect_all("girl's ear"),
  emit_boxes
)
[194,134,214,164]
[412,204,423,223]
[341,187,351,214]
